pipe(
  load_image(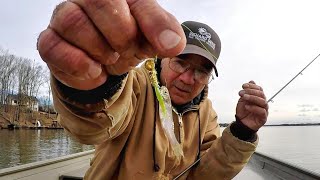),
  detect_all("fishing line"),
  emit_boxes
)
[267,53,320,103]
